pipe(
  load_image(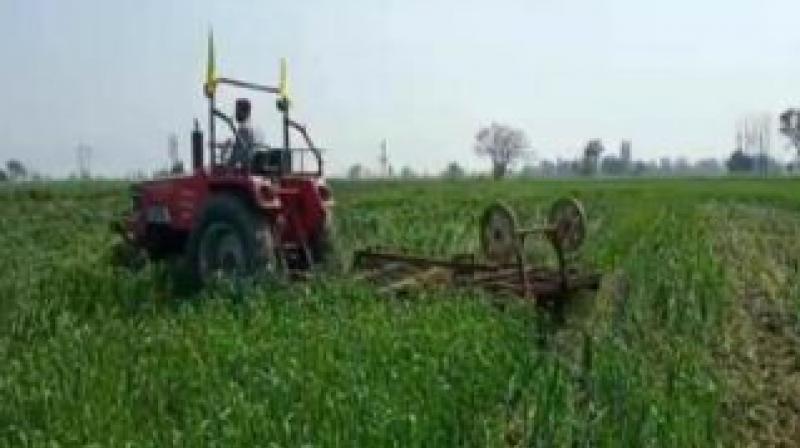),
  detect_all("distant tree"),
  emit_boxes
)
[582,140,605,176]
[519,161,560,177]
[474,123,530,179]
[600,156,626,176]
[752,153,782,174]
[5,159,27,180]
[555,159,579,177]
[674,157,691,174]
[725,150,783,175]
[694,158,723,175]
[658,157,673,174]
[632,161,648,176]
[400,166,416,178]
[538,160,556,177]
[442,161,465,179]
[0,169,7,182]
[347,164,365,180]
[519,164,538,178]
[726,149,754,173]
